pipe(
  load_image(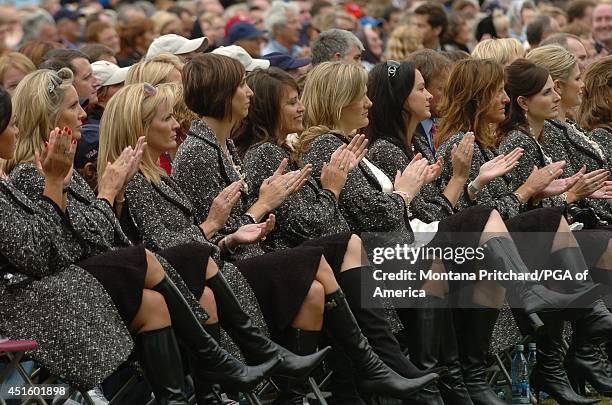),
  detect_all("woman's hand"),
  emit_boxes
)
[519,161,566,198]
[35,127,76,185]
[424,156,444,185]
[589,181,612,199]
[258,165,311,210]
[226,214,276,247]
[474,148,524,188]
[567,168,611,202]
[394,153,428,198]
[124,136,146,187]
[346,134,368,170]
[97,146,137,203]
[450,132,474,181]
[200,180,243,238]
[534,167,584,201]
[321,144,351,200]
